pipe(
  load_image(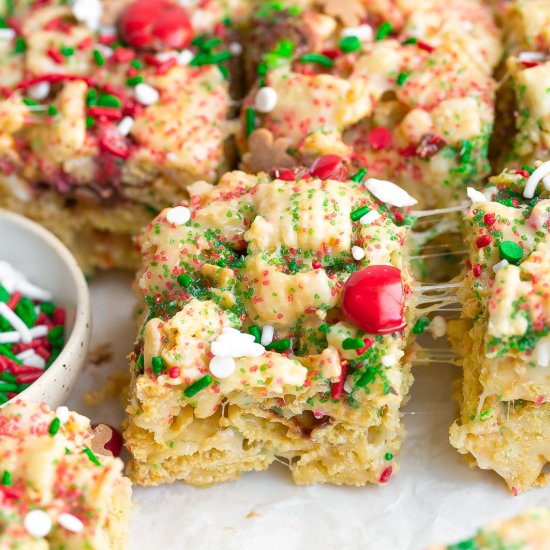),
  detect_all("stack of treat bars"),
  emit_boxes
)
[0,0,548,547]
